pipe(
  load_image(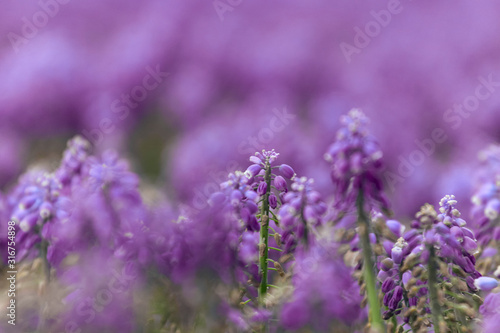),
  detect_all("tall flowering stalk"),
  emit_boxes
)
[356,191,384,331]
[420,196,480,331]
[244,150,295,305]
[470,145,500,278]
[325,109,390,331]
[377,197,484,332]
[213,150,296,313]
[8,172,71,279]
[256,152,273,303]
